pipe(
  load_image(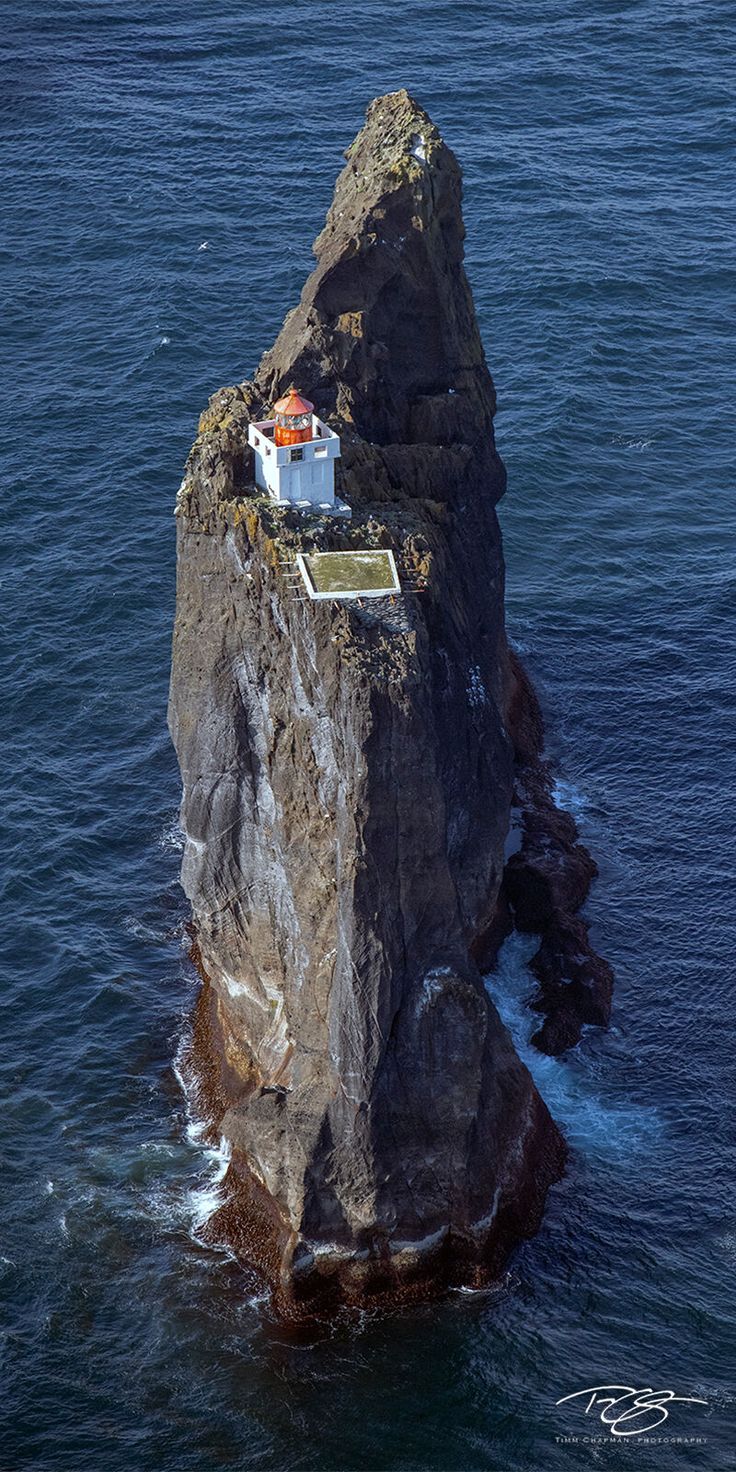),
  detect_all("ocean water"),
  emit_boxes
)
[2,2,735,1468]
